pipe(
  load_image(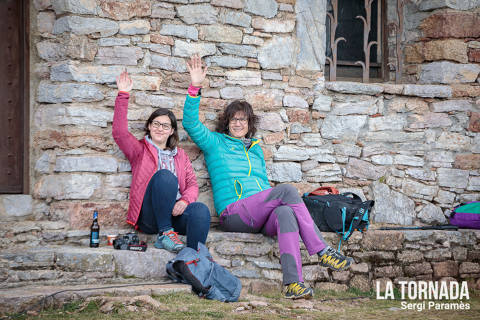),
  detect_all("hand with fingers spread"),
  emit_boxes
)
[116,69,133,93]
[186,54,208,87]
